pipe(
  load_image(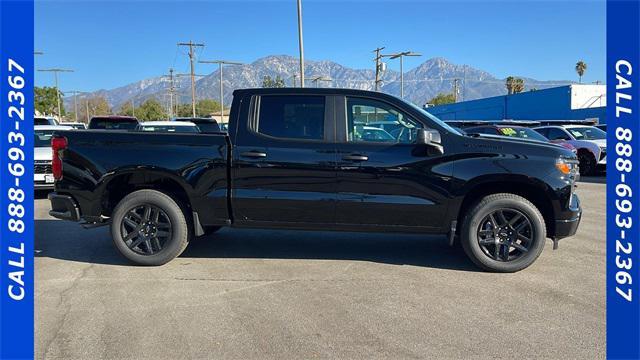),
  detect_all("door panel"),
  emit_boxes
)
[335,96,451,229]
[233,94,337,224]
